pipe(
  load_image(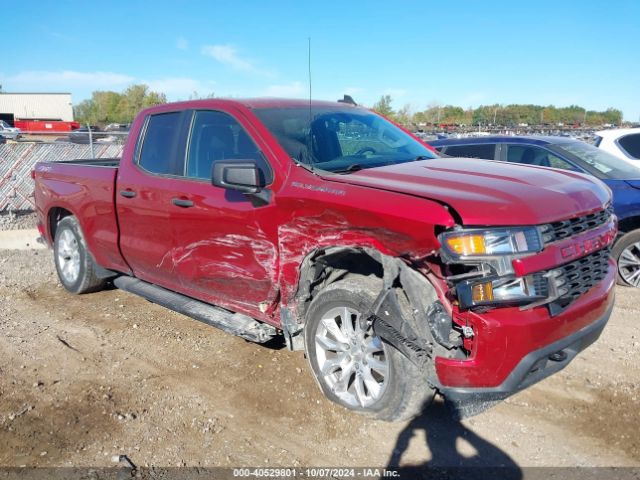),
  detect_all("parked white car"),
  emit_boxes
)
[595,128,640,163]
[0,120,21,140]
